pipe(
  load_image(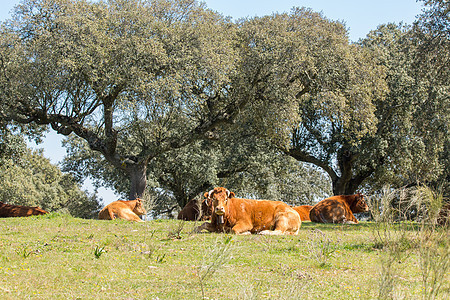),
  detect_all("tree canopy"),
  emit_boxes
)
[0,0,243,199]
[232,8,387,195]
[1,0,448,212]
